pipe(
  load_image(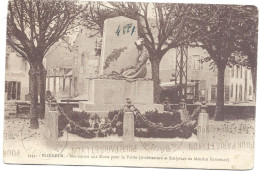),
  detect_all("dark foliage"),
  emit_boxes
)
[58,107,195,139]
[58,110,91,138]
[135,110,182,128]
